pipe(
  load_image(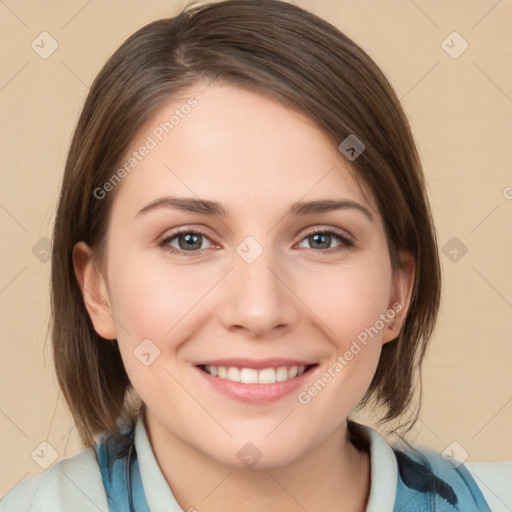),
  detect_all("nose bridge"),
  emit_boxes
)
[220,236,296,336]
